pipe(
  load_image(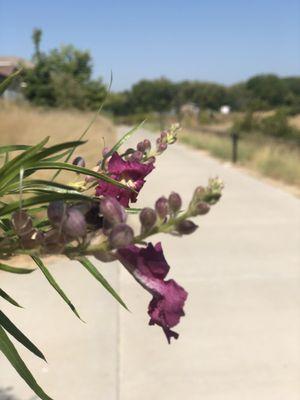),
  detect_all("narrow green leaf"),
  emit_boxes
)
[78,256,128,310]
[0,288,22,308]
[0,69,22,94]
[102,120,145,165]
[31,256,82,320]
[0,325,53,400]
[0,311,46,361]
[27,161,135,191]
[0,263,35,274]
[0,145,30,155]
